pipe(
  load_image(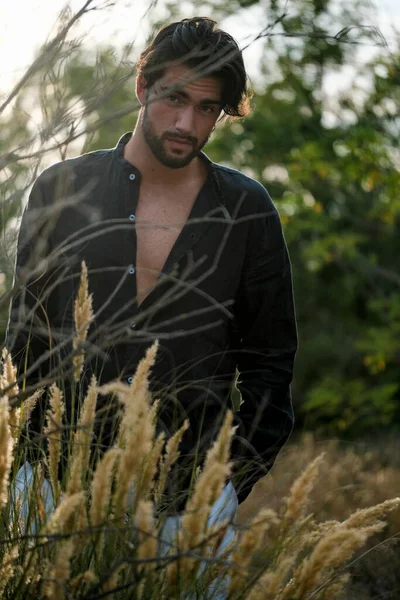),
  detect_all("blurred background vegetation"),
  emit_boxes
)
[1,0,399,441]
